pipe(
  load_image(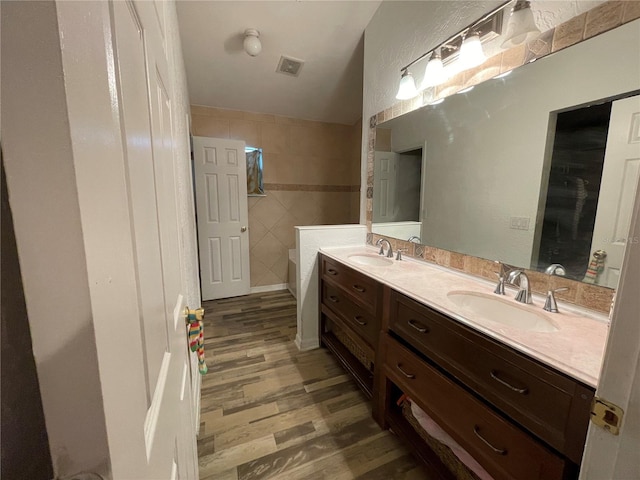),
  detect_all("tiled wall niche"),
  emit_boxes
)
[191,106,361,288]
[365,1,640,314]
